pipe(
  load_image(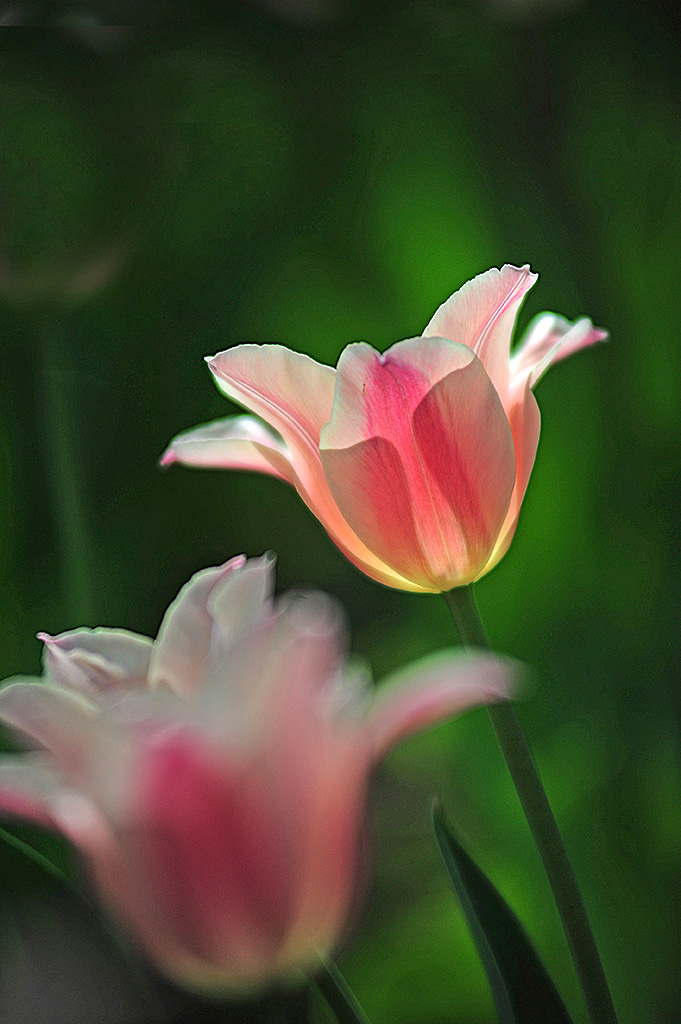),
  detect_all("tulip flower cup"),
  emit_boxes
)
[162,265,606,592]
[0,555,516,996]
